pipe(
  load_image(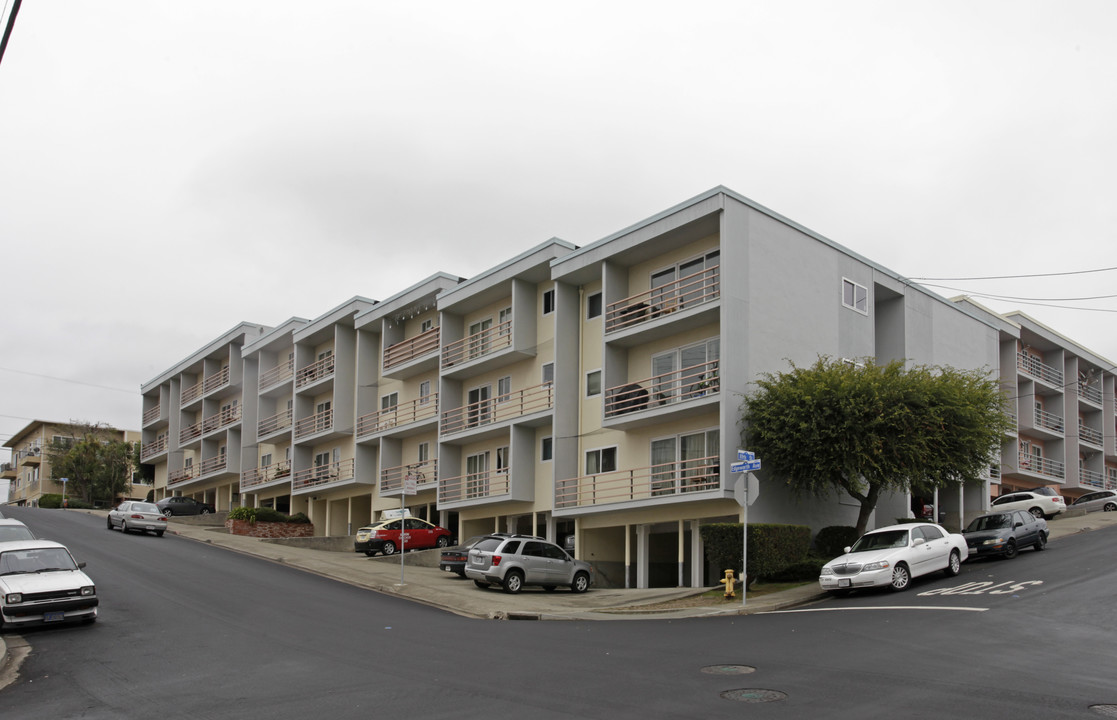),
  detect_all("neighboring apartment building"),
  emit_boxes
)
[138,187,1117,589]
[2,419,142,506]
